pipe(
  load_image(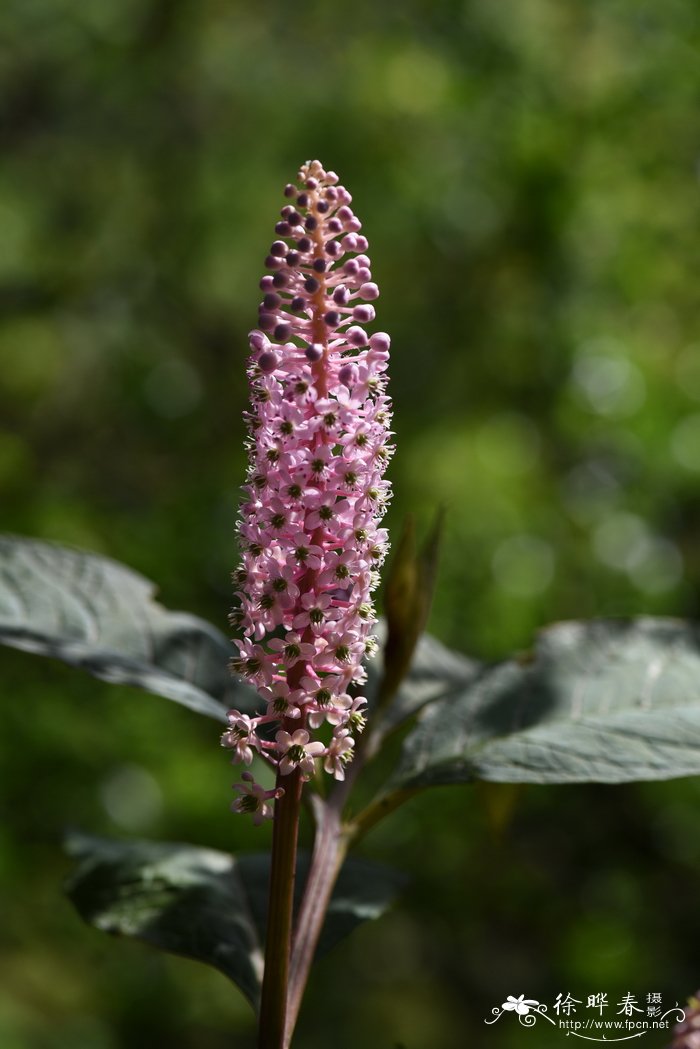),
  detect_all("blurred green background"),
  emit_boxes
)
[1,0,699,1046]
